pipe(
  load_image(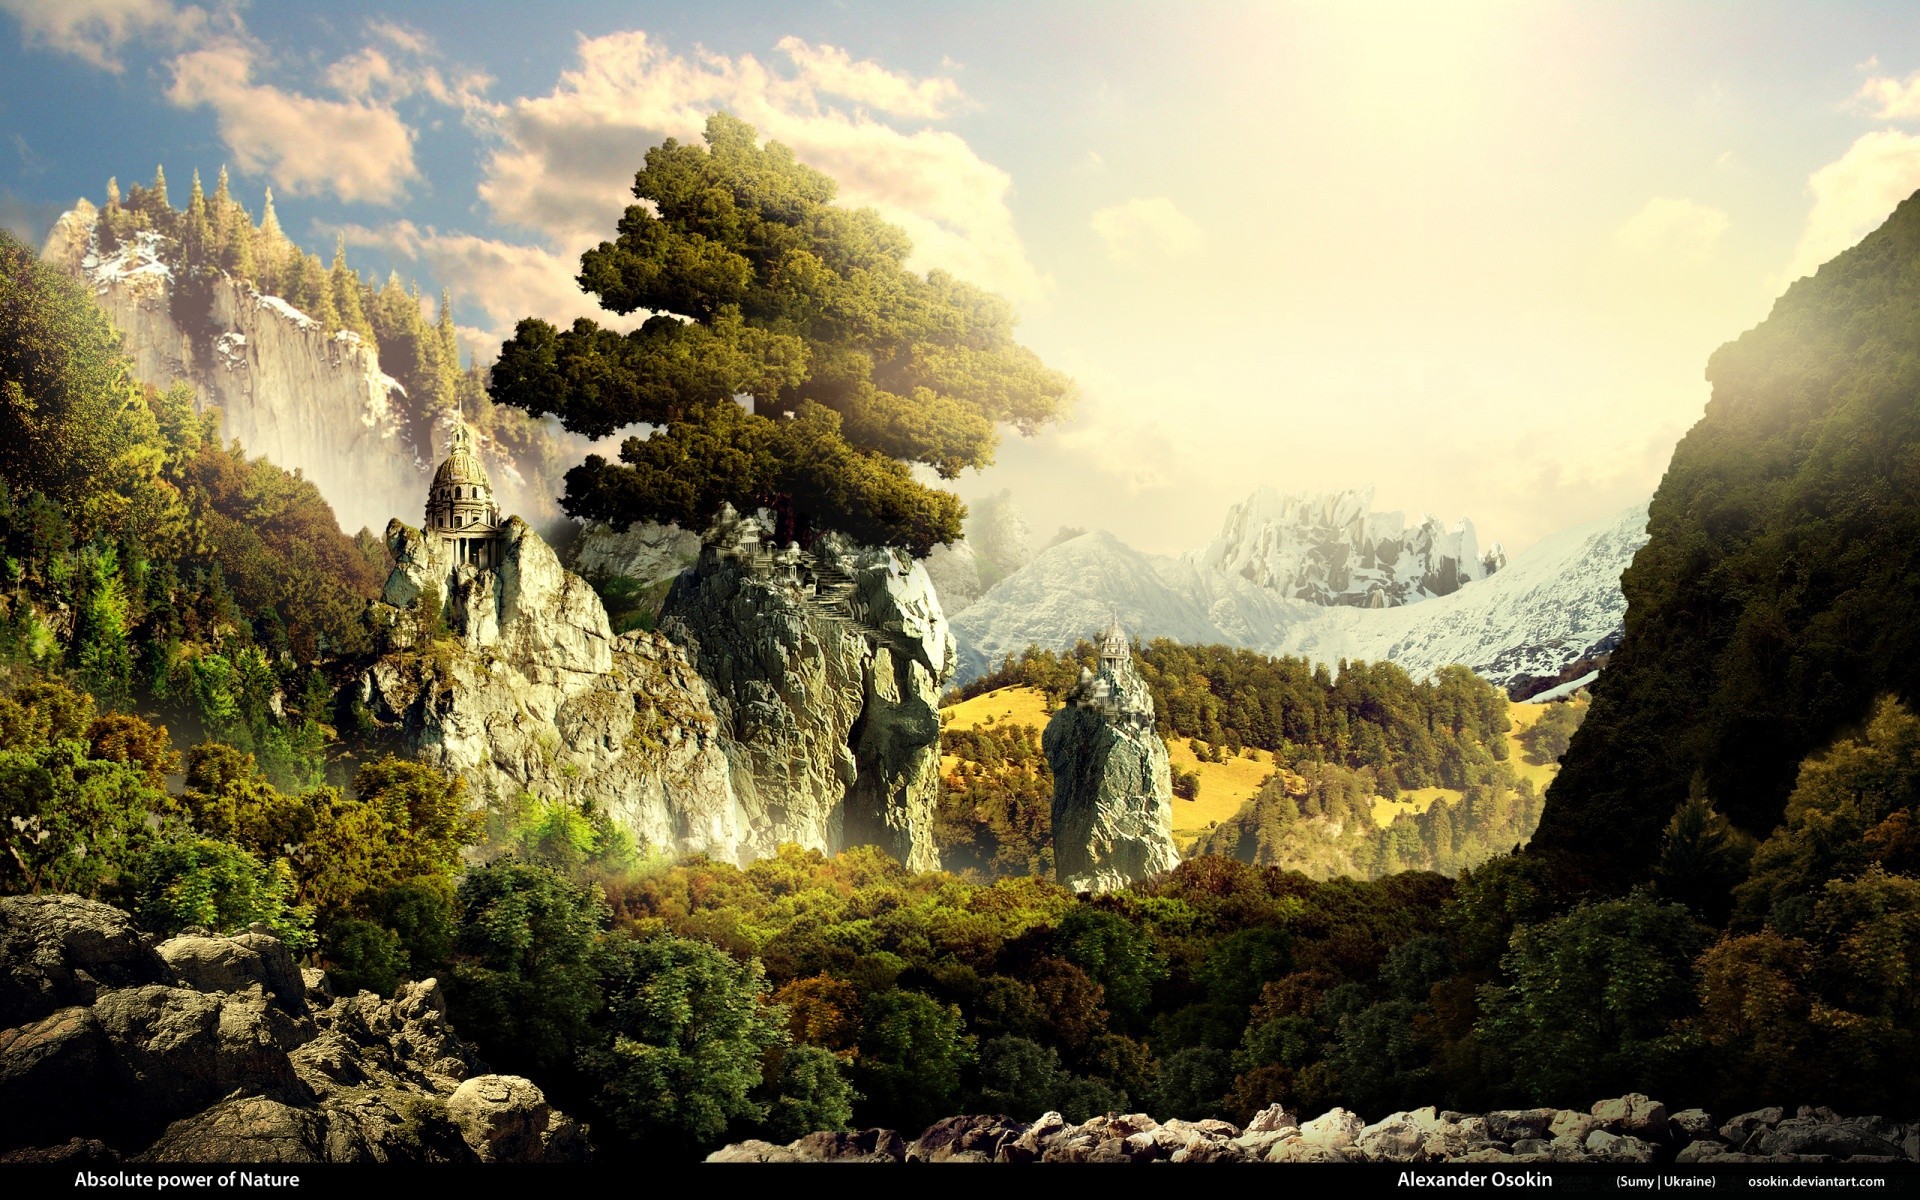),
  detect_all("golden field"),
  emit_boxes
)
[940,684,1564,849]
